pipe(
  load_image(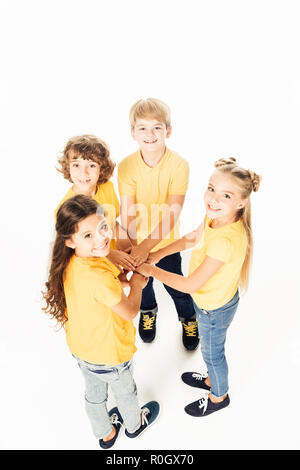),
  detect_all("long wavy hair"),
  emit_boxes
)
[42,194,102,327]
[214,157,262,292]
